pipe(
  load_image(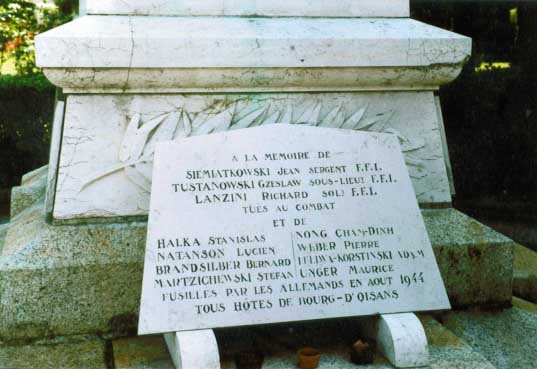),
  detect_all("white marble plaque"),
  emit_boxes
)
[138,125,449,335]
